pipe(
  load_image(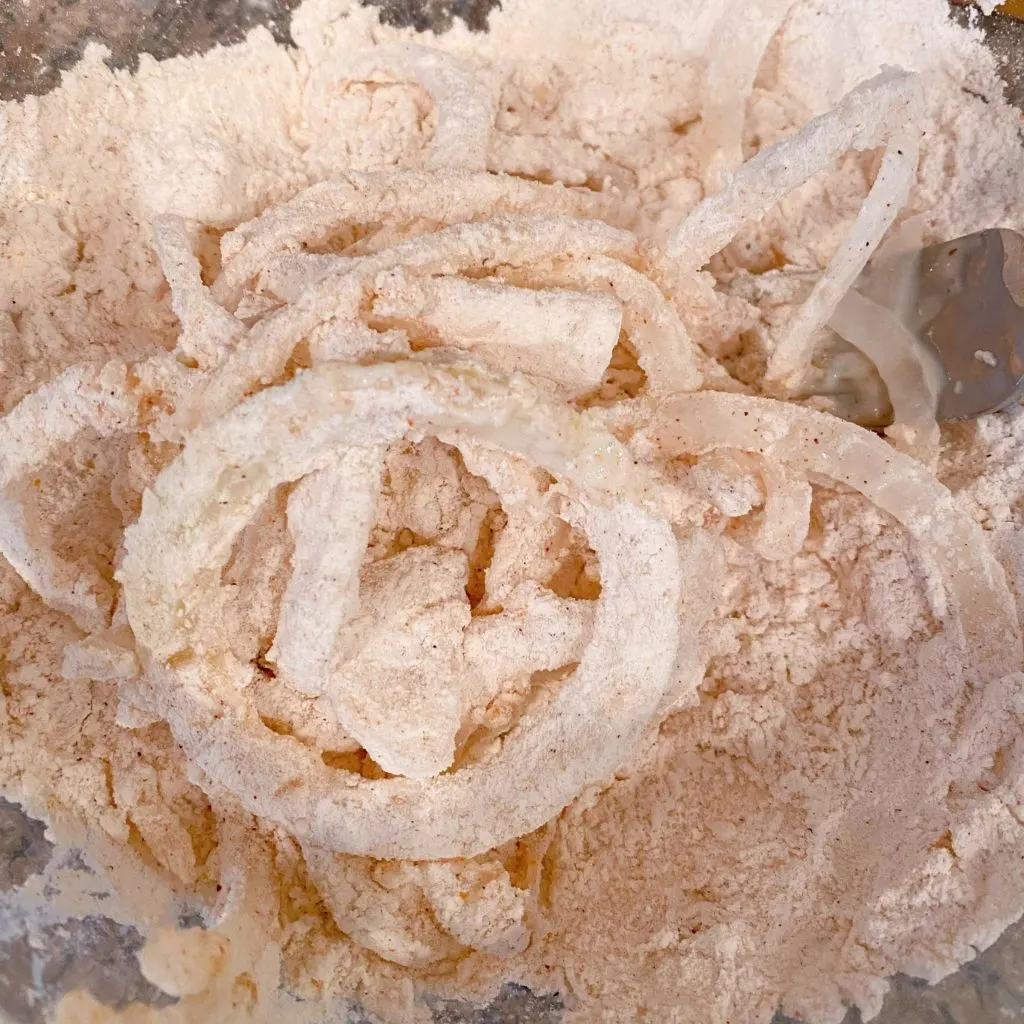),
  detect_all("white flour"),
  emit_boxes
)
[2,1,1024,1023]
